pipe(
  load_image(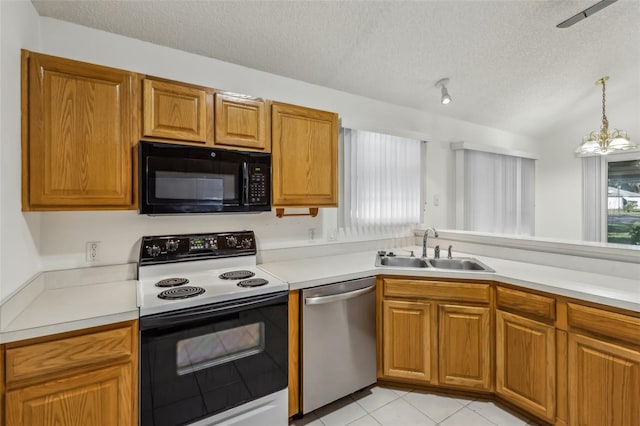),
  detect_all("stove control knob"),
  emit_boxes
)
[226,236,238,247]
[166,239,179,252]
[241,238,252,249]
[147,245,161,257]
